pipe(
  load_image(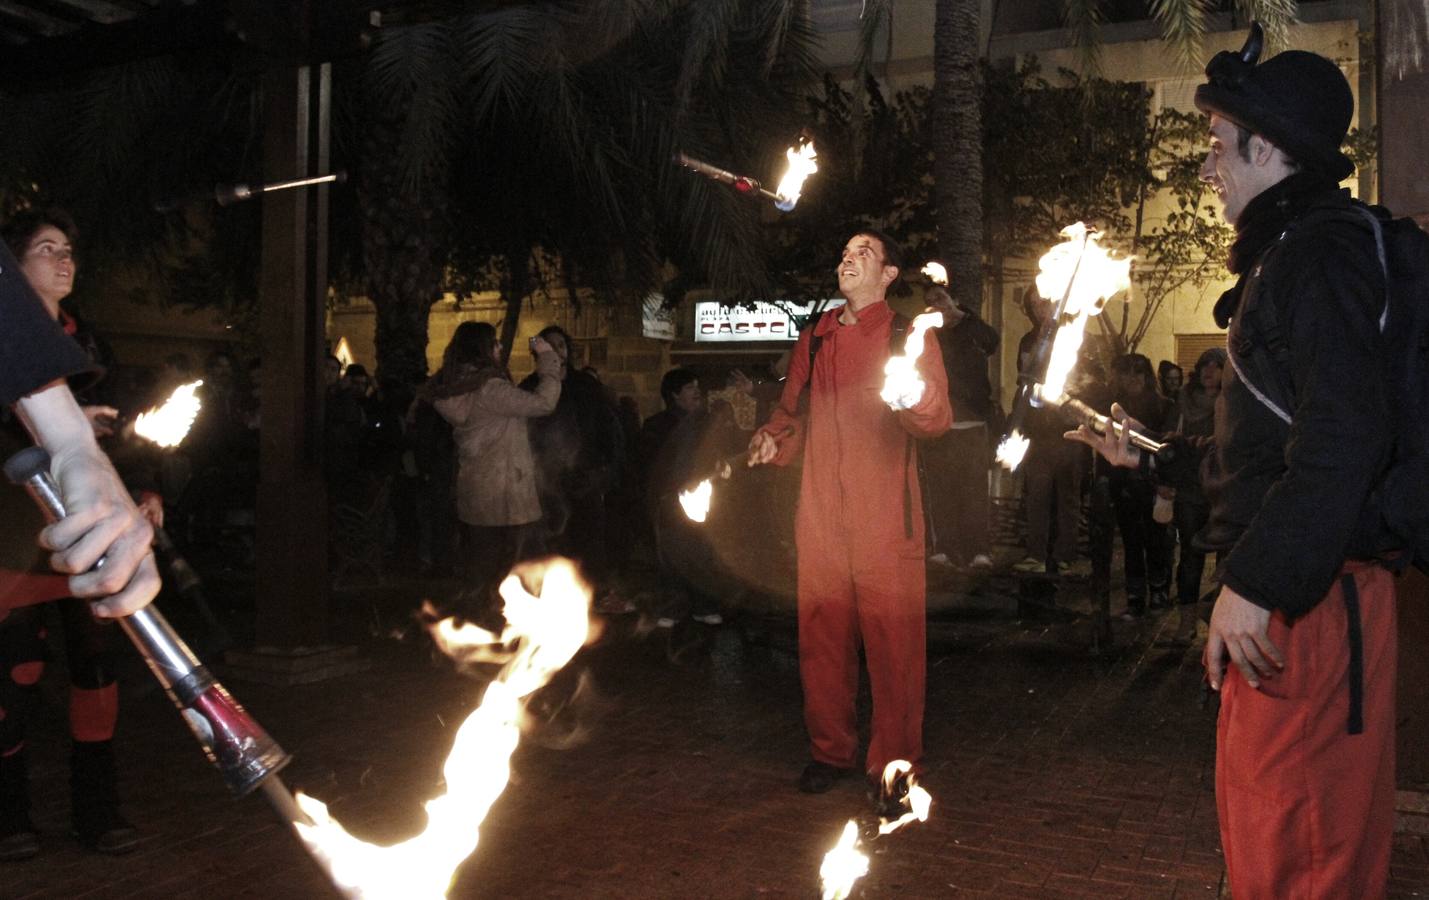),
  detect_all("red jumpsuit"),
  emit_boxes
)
[759,302,951,777]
